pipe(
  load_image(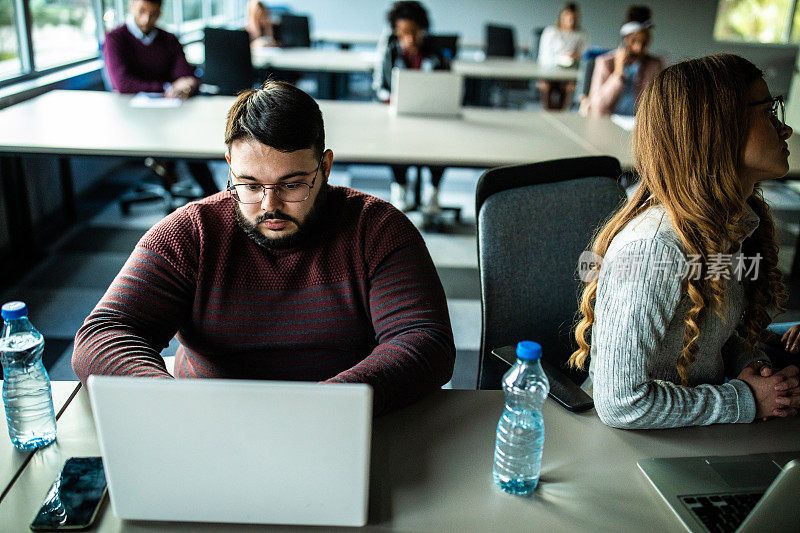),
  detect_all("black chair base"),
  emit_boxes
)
[119,160,203,215]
